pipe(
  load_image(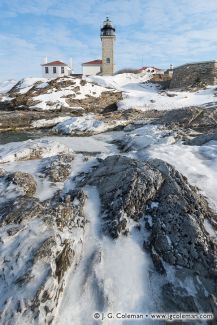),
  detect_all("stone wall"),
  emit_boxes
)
[169,60,217,89]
